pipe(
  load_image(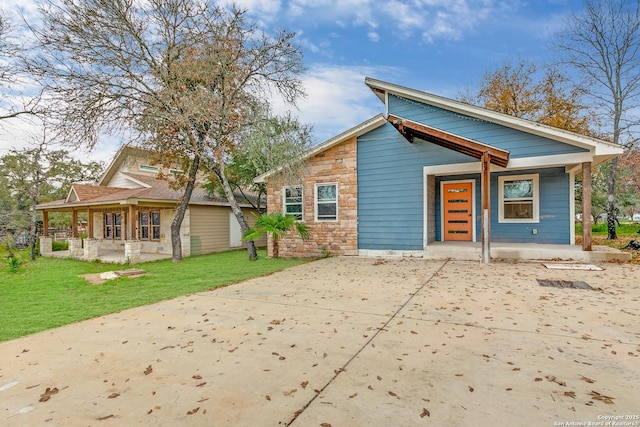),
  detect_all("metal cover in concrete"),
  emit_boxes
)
[542,263,603,271]
[536,279,593,289]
